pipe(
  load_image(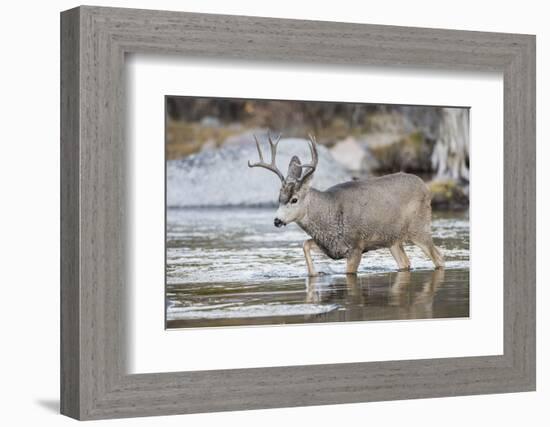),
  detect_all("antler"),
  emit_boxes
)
[296,133,319,184]
[248,132,285,182]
